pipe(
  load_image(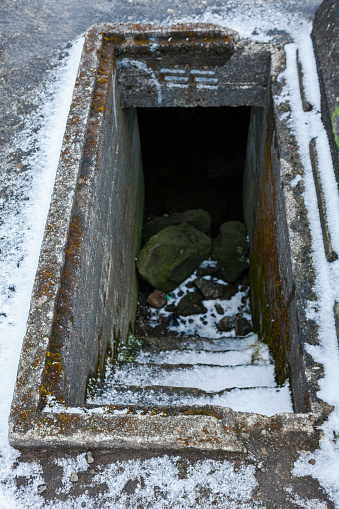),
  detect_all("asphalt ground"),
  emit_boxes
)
[1,1,333,507]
